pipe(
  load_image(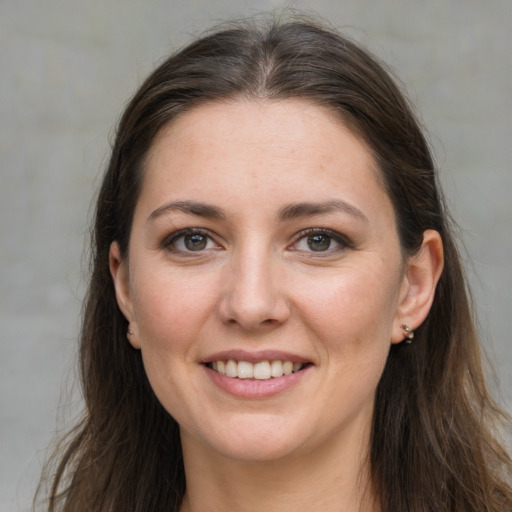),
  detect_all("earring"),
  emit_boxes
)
[127,327,134,336]
[401,324,414,344]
